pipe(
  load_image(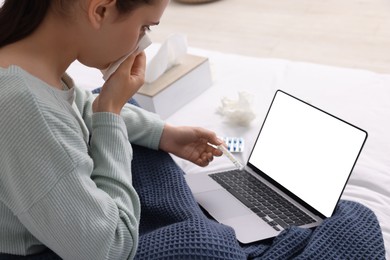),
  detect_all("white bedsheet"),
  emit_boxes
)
[68,46,390,258]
